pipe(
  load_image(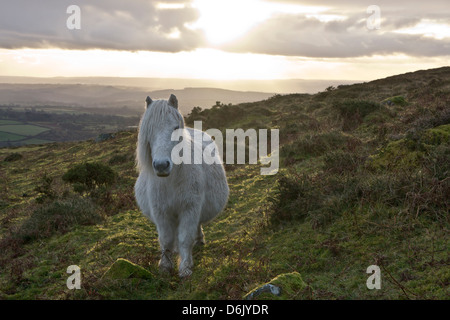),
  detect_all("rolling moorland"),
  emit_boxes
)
[0,86,275,147]
[0,84,275,115]
[0,77,357,148]
[0,109,141,148]
[0,67,448,299]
